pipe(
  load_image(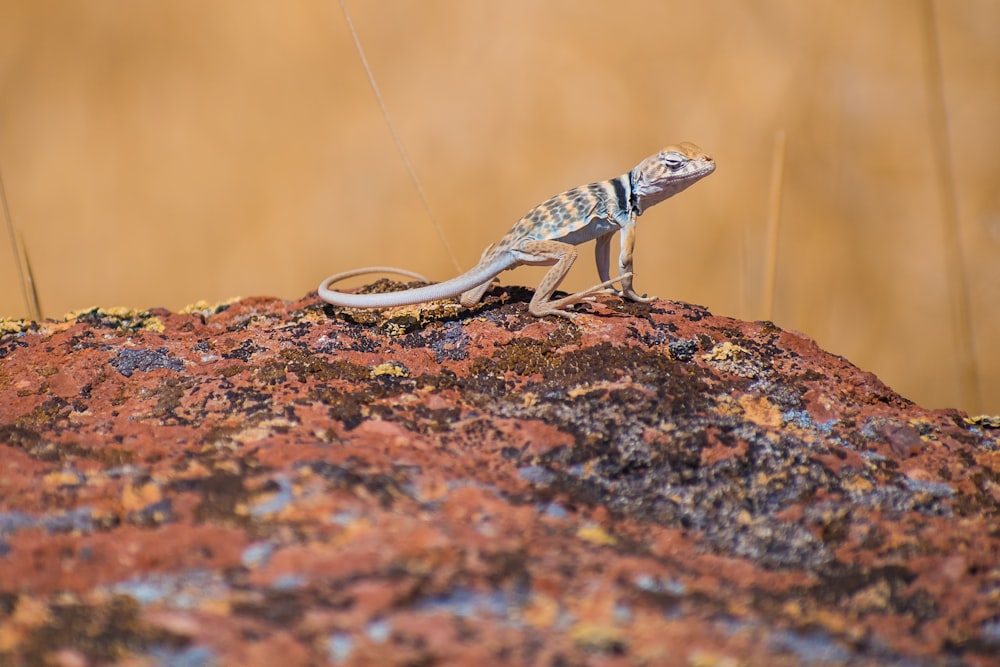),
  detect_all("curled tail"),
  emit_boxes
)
[317,254,513,309]
[319,266,431,289]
